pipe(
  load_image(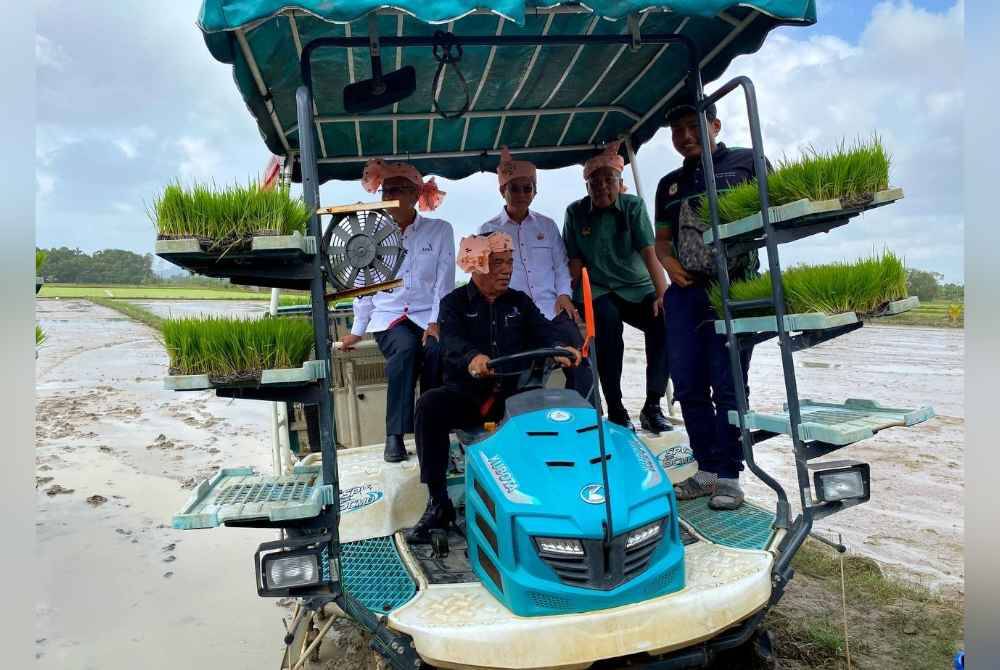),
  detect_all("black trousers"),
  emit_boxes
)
[591,291,668,412]
[373,319,443,435]
[549,311,594,402]
[415,386,506,486]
